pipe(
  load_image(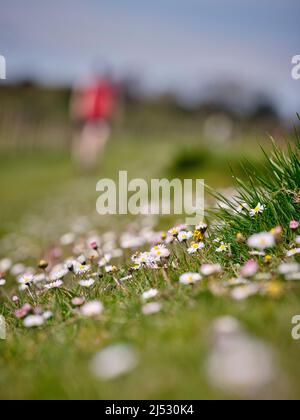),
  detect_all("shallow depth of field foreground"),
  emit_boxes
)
[0,128,300,400]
